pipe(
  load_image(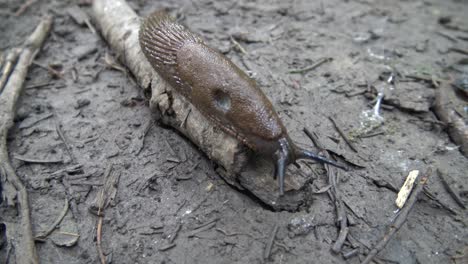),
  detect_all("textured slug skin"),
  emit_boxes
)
[138,11,287,154]
[139,11,346,195]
